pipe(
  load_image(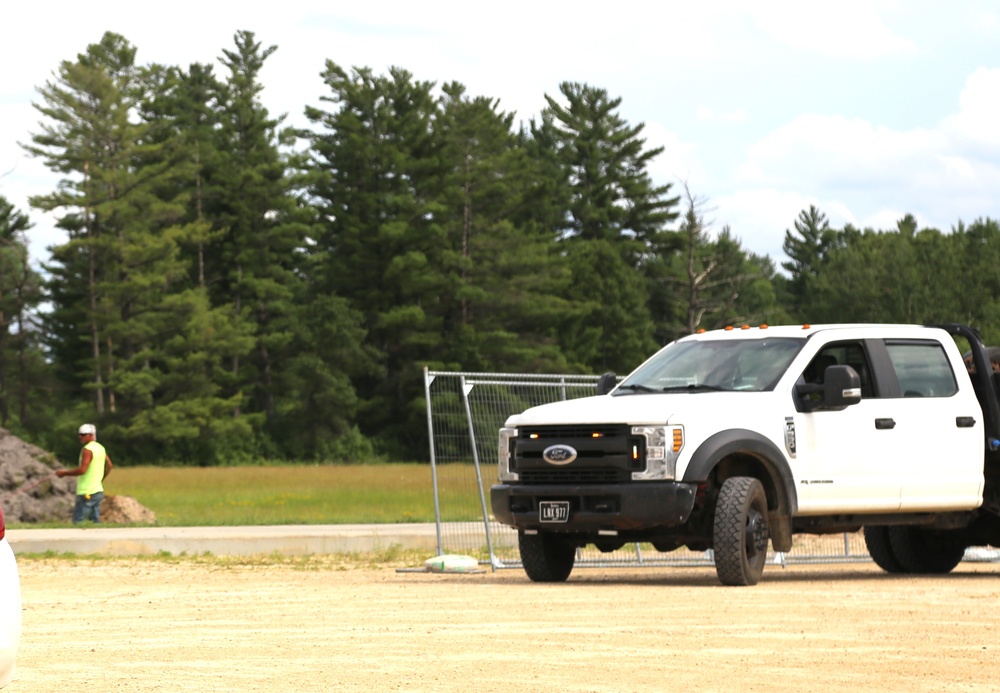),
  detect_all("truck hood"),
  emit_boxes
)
[506,391,763,427]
